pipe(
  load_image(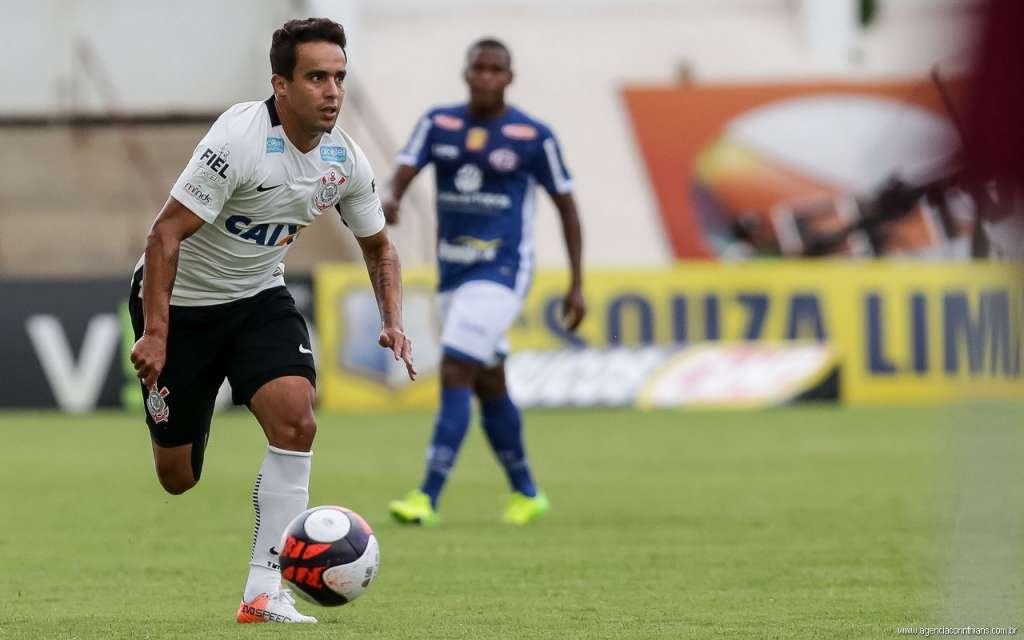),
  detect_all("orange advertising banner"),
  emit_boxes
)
[623,80,966,259]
